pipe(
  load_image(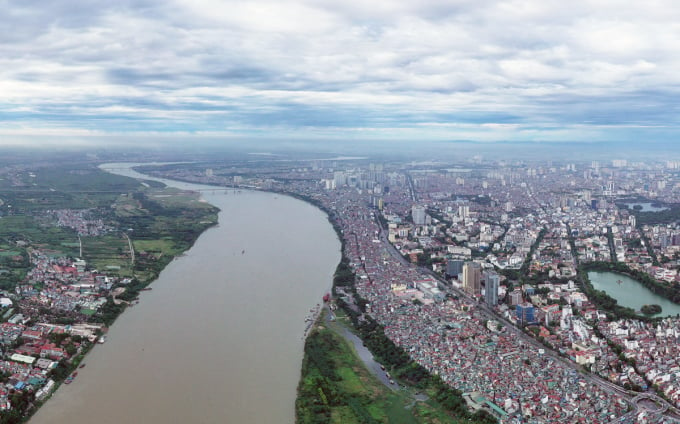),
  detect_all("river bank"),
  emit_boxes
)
[296,308,463,424]
[0,163,220,424]
[30,164,341,424]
